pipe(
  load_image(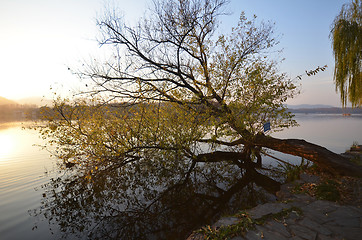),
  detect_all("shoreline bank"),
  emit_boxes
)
[187,171,362,240]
